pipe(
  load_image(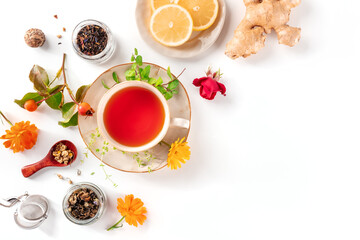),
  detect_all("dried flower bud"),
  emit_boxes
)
[24,28,46,48]
[57,174,63,179]
[57,35,62,39]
